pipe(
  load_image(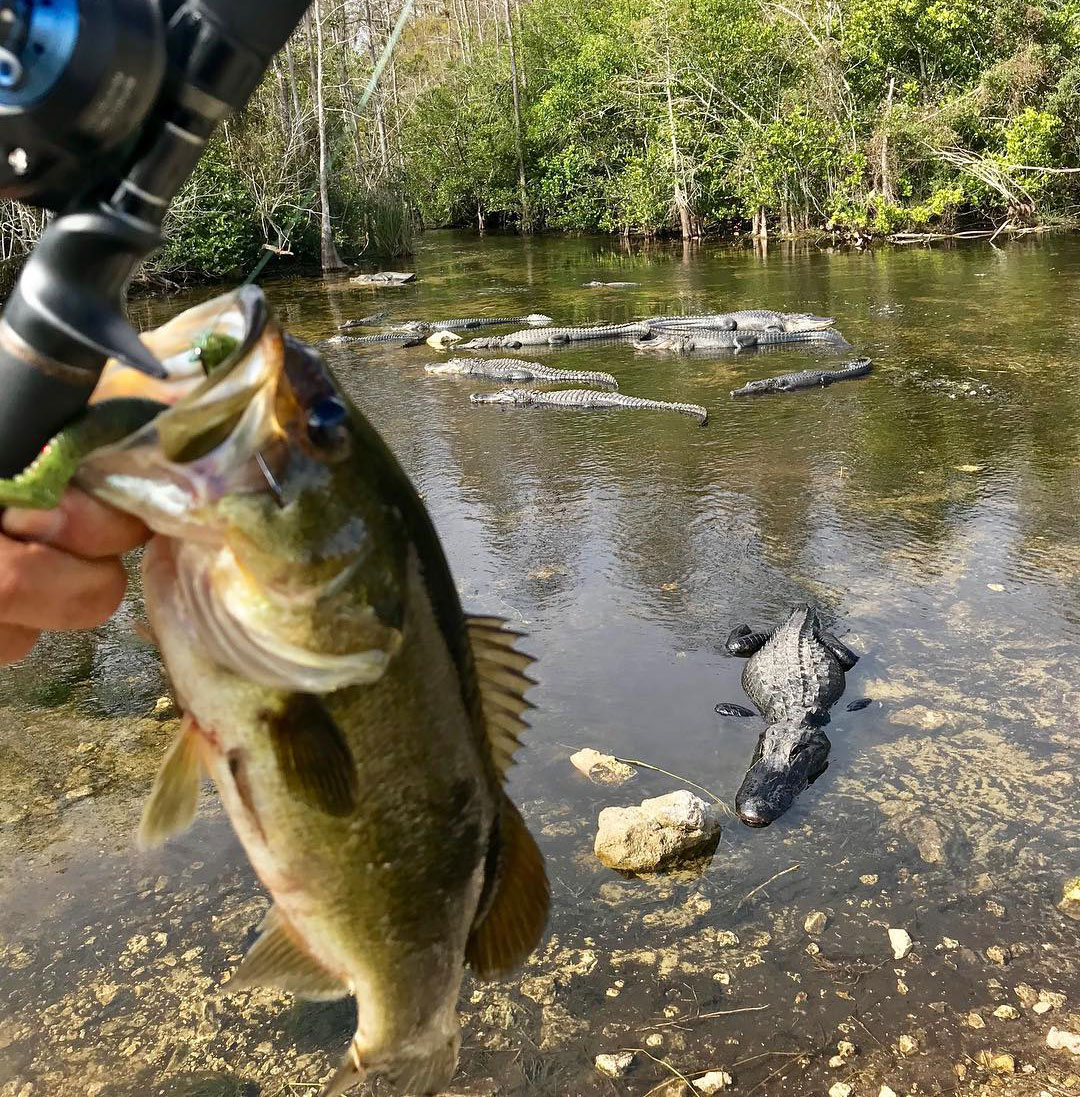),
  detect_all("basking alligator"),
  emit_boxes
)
[460,322,651,349]
[470,387,708,424]
[731,358,872,397]
[635,329,850,354]
[338,313,552,335]
[649,310,835,333]
[714,605,863,827]
[426,358,618,389]
[583,281,640,287]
